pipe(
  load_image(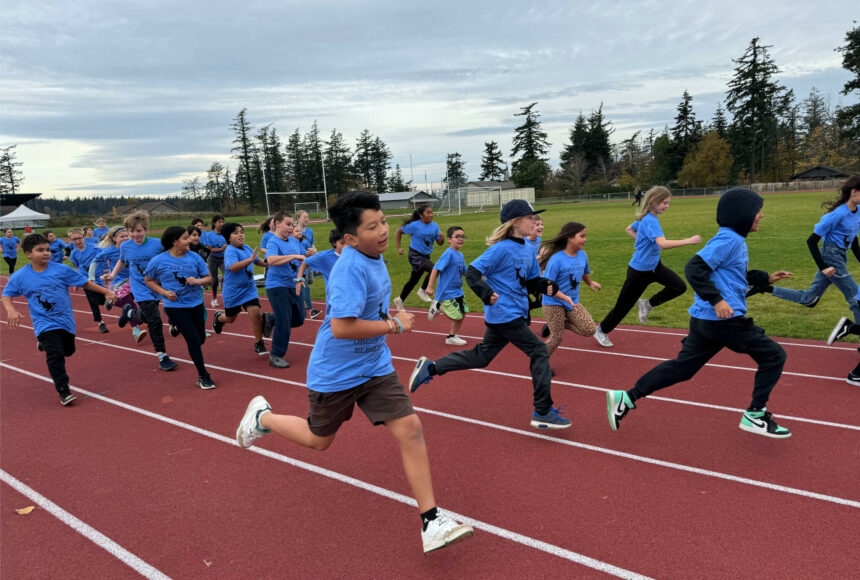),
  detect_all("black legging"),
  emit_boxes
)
[137,299,167,353]
[398,249,433,301]
[163,303,208,376]
[4,257,16,273]
[84,289,104,322]
[599,262,686,334]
